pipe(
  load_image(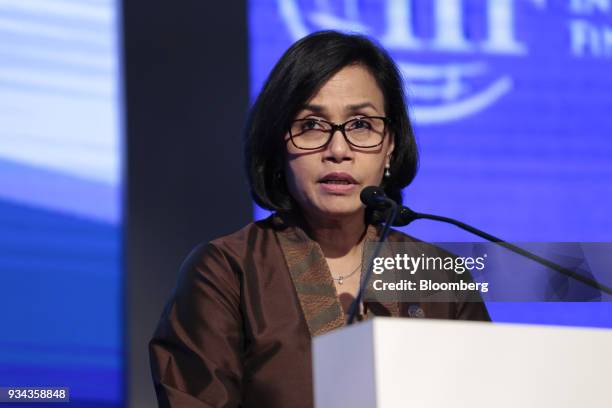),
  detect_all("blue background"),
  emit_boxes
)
[249,0,612,327]
[0,0,123,405]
